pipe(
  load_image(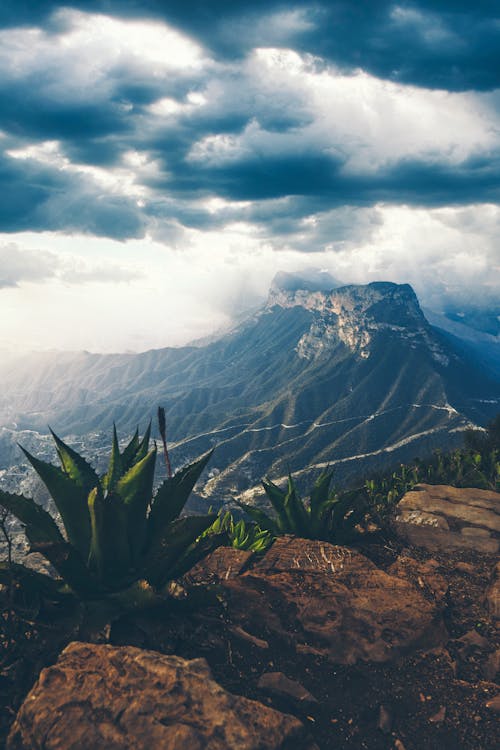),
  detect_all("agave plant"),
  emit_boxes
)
[205,509,273,552]
[0,423,218,607]
[239,469,367,543]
